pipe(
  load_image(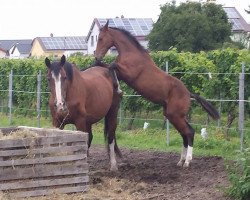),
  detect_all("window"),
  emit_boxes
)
[91,36,94,47]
